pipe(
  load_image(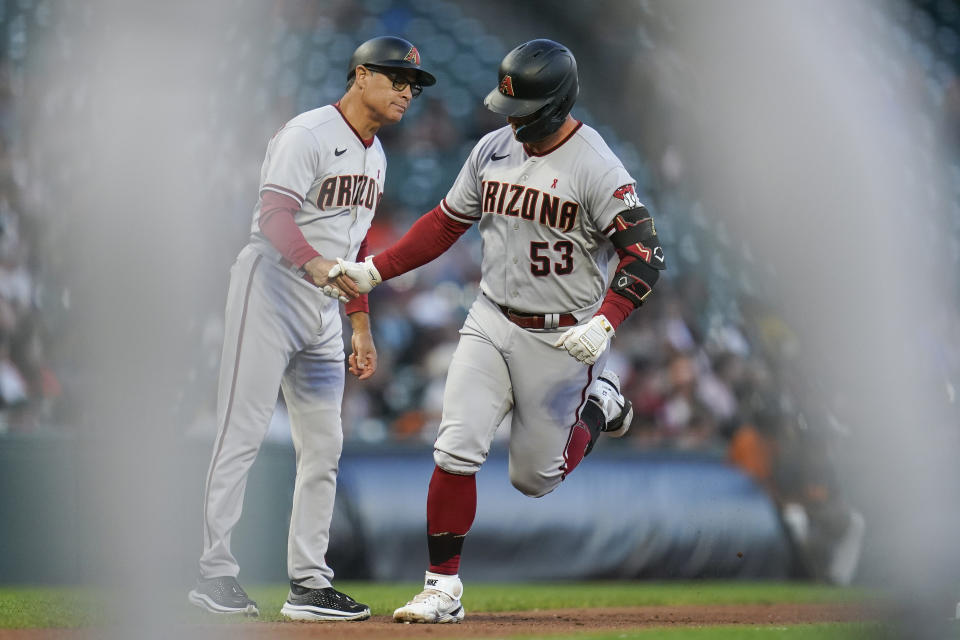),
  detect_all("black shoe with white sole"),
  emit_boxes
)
[280,582,371,621]
[188,576,259,616]
[592,369,633,437]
